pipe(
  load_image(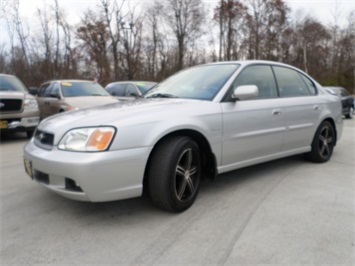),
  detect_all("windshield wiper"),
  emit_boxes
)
[146,93,178,98]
